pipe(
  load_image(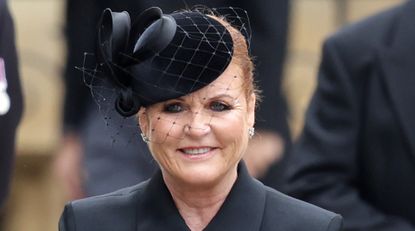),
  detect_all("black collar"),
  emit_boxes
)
[136,161,266,231]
